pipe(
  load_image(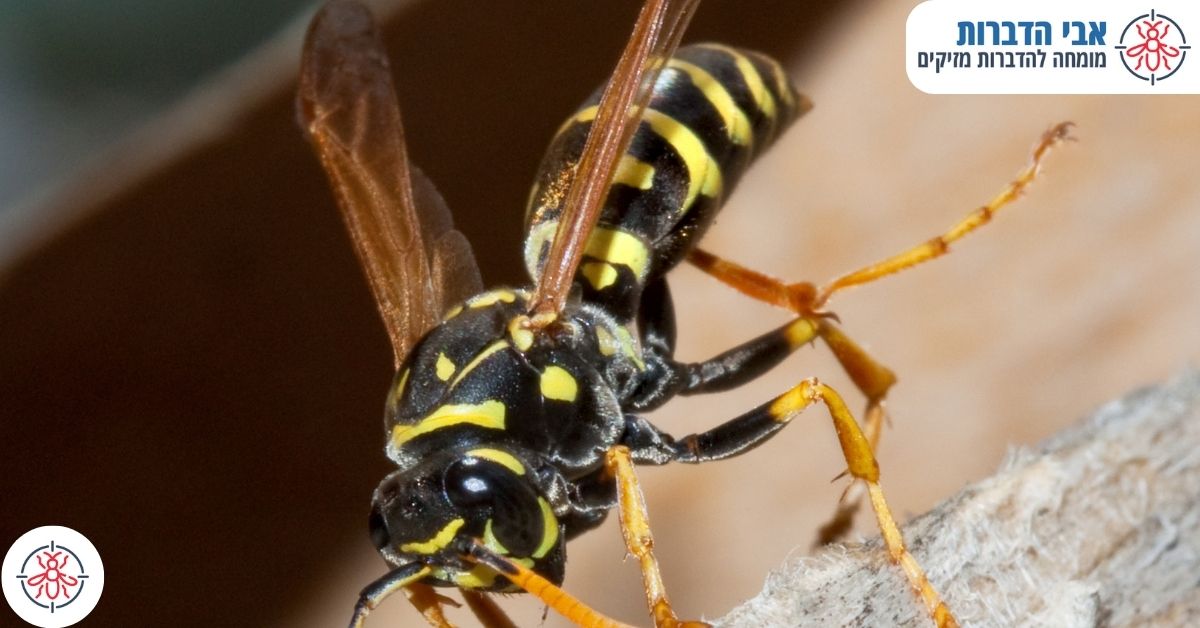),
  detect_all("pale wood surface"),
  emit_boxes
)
[715,371,1200,627]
